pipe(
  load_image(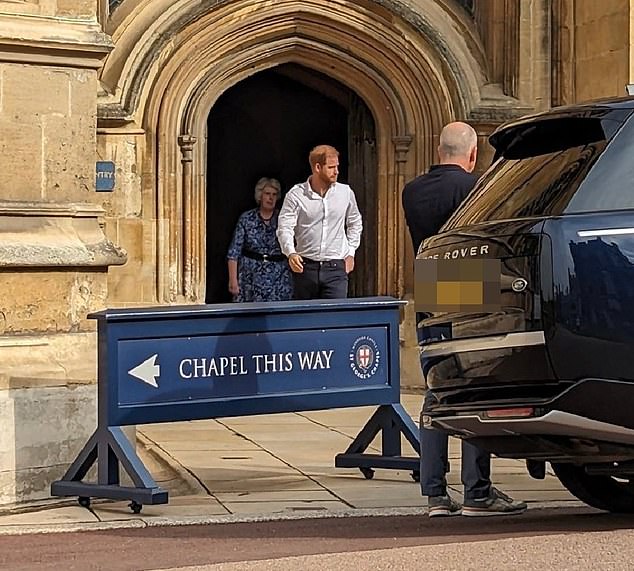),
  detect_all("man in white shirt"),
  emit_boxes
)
[277,145,363,299]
